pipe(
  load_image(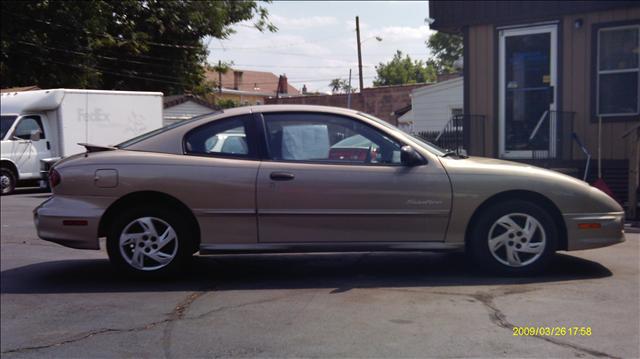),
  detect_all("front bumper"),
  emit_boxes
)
[34,195,107,250]
[564,211,626,251]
